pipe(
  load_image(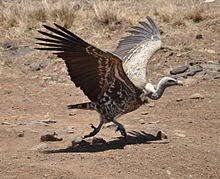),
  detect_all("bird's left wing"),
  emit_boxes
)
[35,24,137,101]
[113,16,161,61]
